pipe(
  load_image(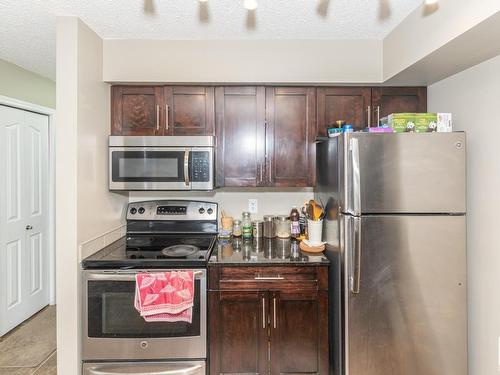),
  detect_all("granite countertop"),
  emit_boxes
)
[209,237,329,265]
